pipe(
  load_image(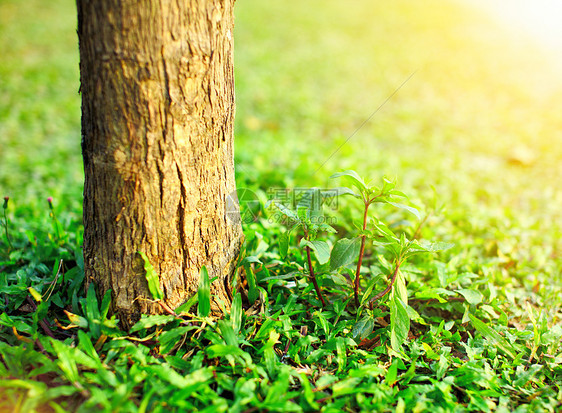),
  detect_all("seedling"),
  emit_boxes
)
[271,188,336,306]
[269,171,453,349]
[331,171,420,307]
